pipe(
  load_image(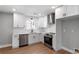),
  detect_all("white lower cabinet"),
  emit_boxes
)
[12,33,44,48]
[52,34,56,50]
[28,33,44,44]
[28,34,43,45]
[12,34,19,48]
[39,34,44,43]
